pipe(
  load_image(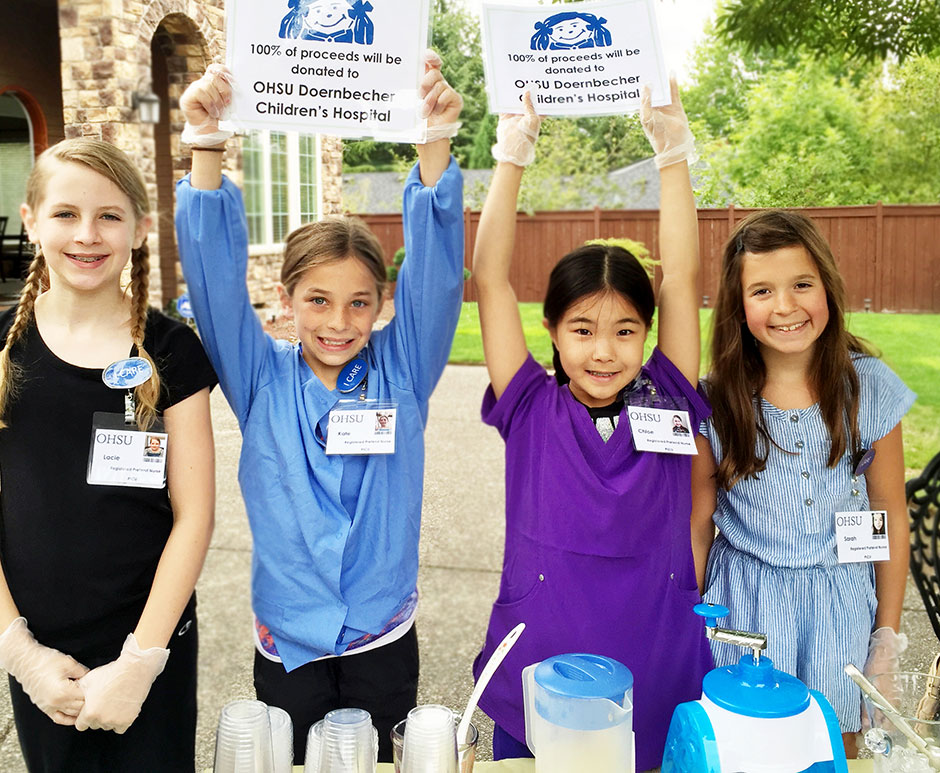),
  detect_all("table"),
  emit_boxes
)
[284,760,876,771]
